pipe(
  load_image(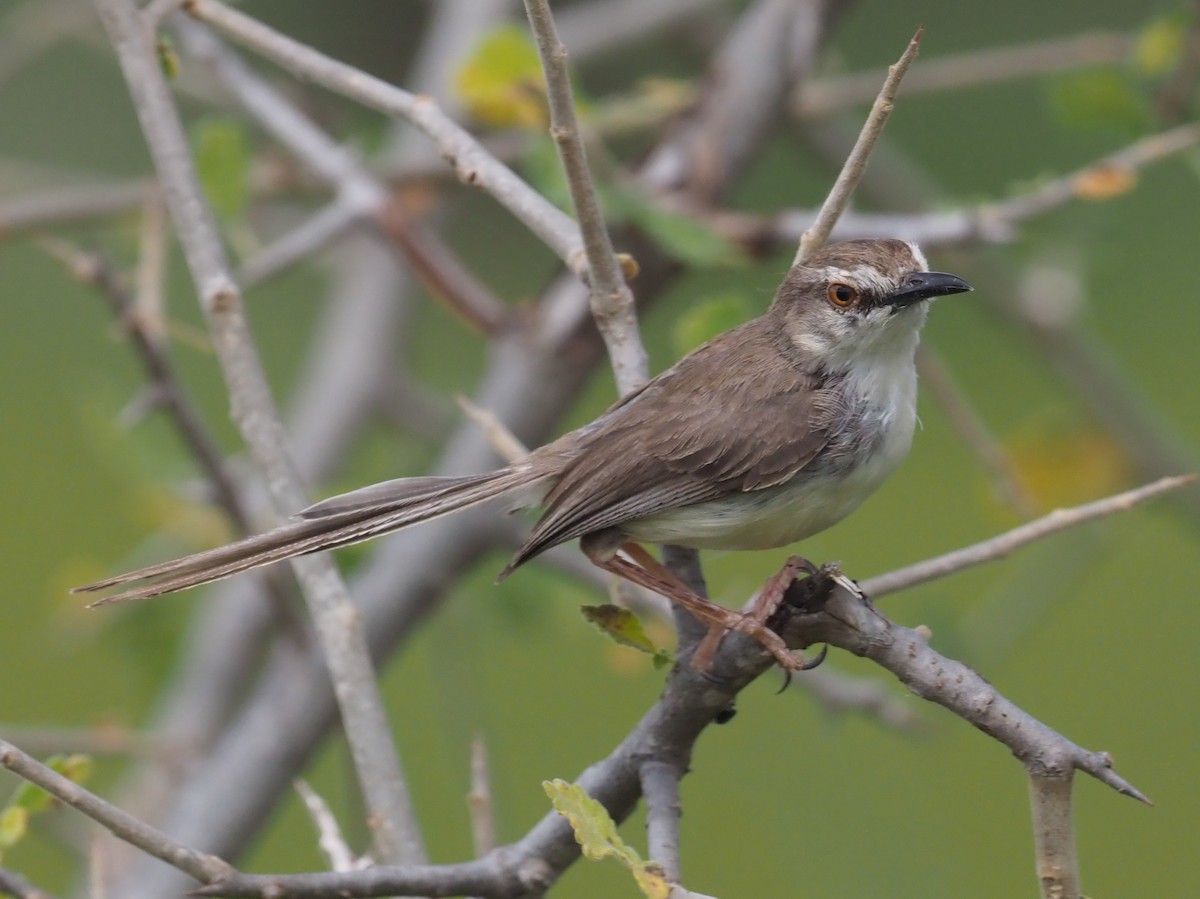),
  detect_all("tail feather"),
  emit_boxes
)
[74,467,544,605]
